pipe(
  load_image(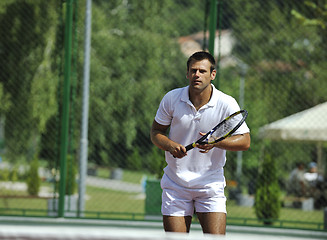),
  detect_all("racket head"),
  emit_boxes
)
[203,110,248,144]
